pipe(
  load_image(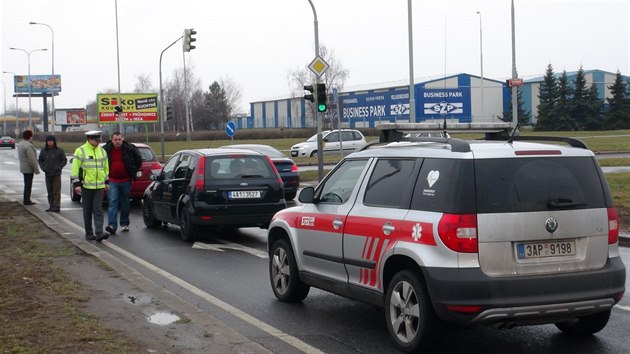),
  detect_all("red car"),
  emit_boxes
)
[71,142,162,203]
[0,136,16,149]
